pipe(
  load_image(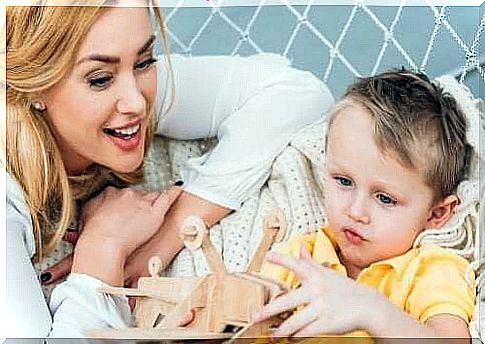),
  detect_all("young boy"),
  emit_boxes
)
[254,69,476,341]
